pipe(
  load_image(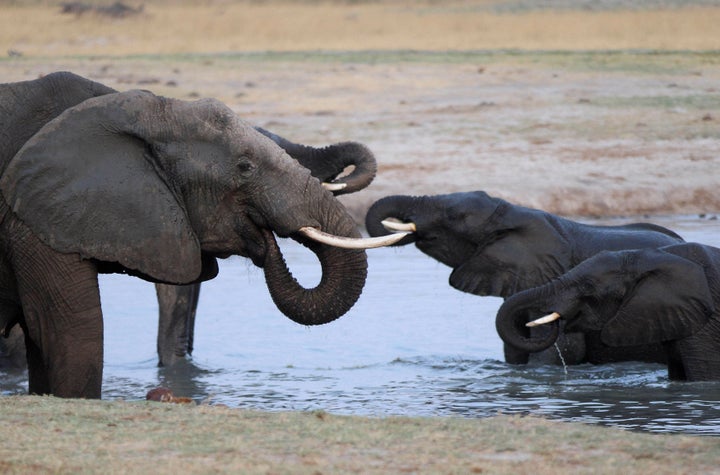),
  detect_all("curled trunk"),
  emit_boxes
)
[364,195,420,246]
[261,193,368,325]
[255,127,376,195]
[495,283,561,354]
